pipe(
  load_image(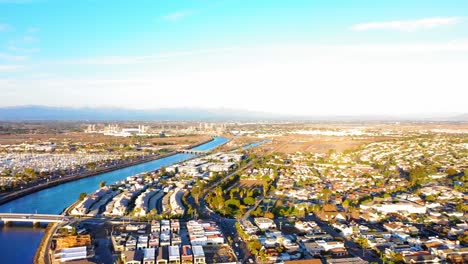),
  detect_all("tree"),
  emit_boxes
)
[243,197,256,206]
[262,182,270,196]
[79,192,87,201]
[409,166,427,186]
[320,188,332,202]
[458,231,468,244]
[99,181,106,188]
[23,167,37,179]
[264,212,274,219]
[446,168,458,176]
[342,199,350,209]
[390,252,404,263]
[356,237,370,249]
[225,199,241,209]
